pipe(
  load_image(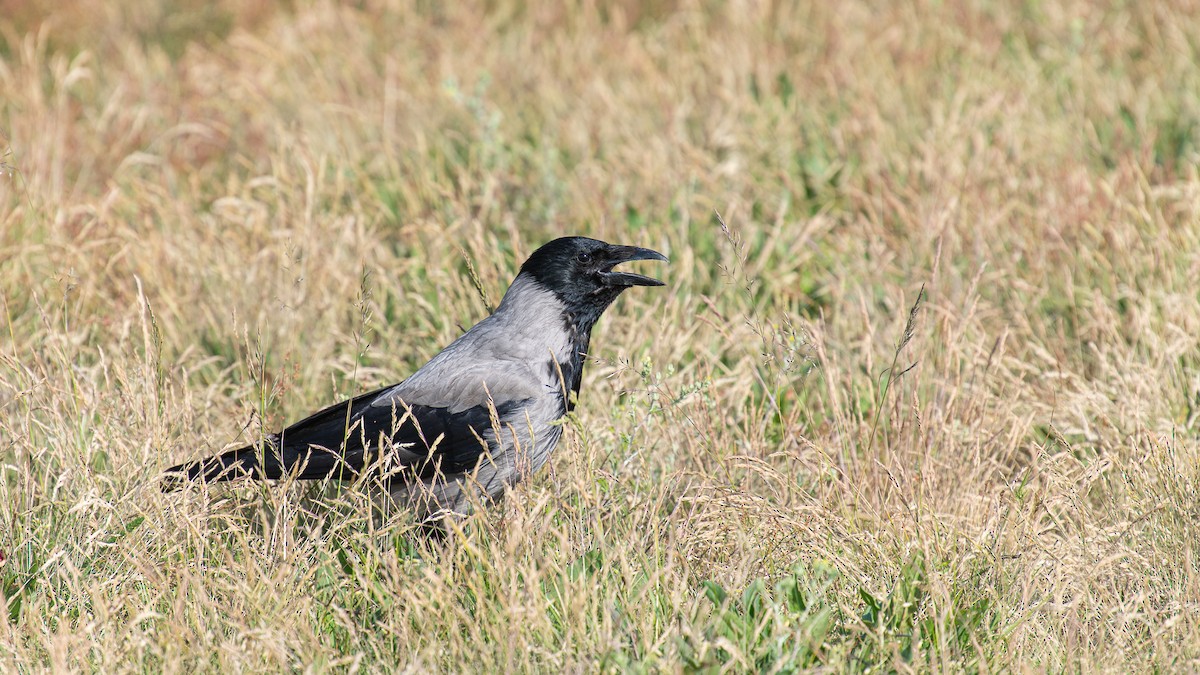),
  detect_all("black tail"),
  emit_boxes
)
[161,440,366,492]
[162,387,391,492]
[161,446,265,492]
